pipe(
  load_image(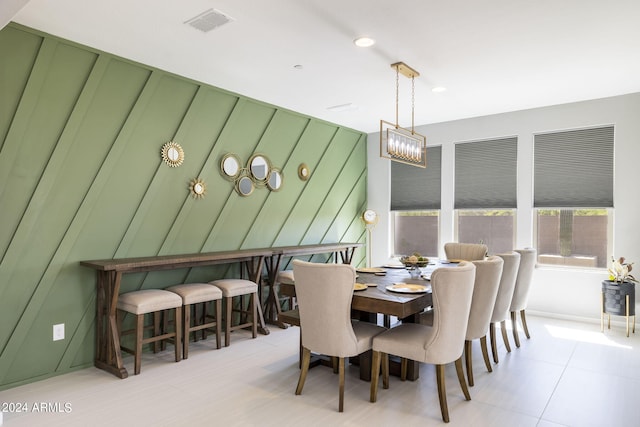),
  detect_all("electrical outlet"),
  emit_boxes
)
[53,323,65,341]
